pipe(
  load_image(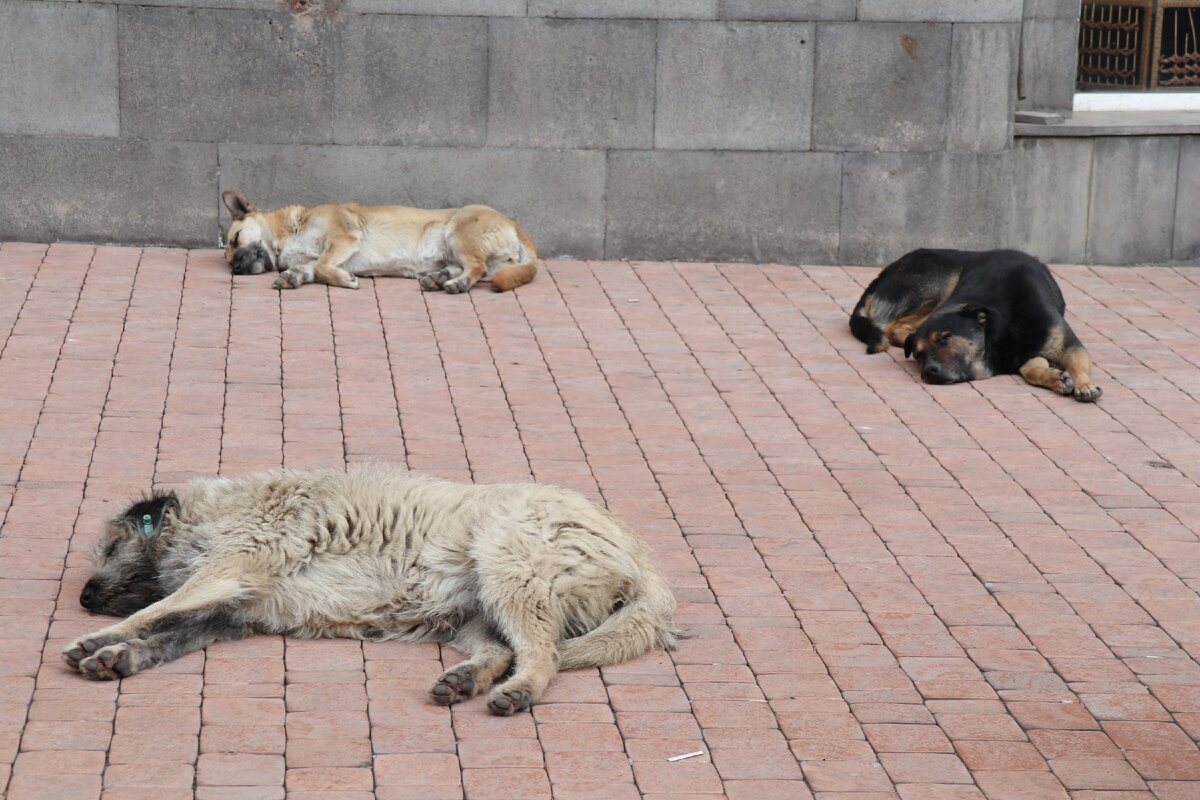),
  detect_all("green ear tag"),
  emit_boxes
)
[142,514,154,536]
